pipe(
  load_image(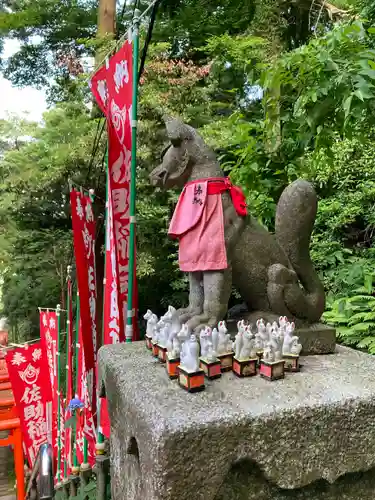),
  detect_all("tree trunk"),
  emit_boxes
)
[96,0,116,64]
